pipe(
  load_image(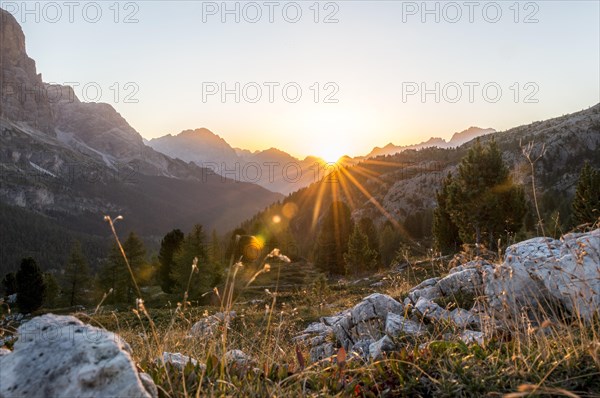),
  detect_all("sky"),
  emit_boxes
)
[5,0,600,161]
